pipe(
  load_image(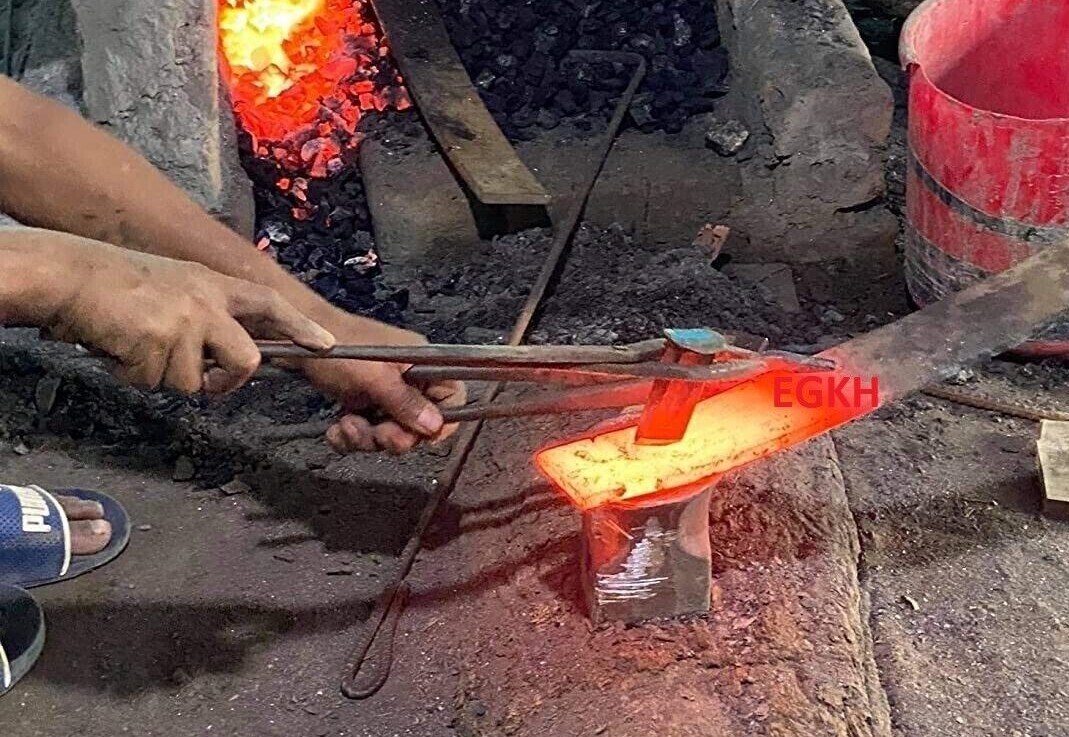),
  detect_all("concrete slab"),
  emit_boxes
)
[517,122,742,249]
[360,135,482,268]
[359,119,744,271]
[716,0,898,269]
